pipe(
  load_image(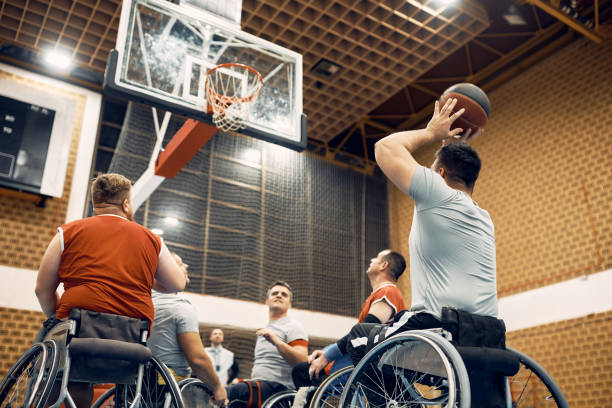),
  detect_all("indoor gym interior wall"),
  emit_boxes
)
[0,69,85,270]
[389,34,611,407]
[0,68,87,375]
